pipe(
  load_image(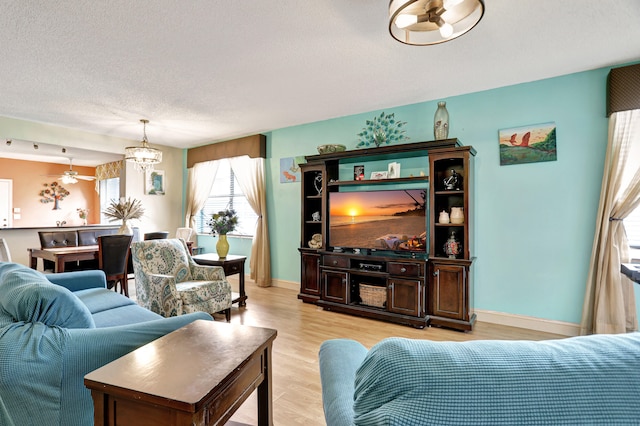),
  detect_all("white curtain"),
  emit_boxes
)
[229,156,271,287]
[185,160,219,230]
[581,109,640,334]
